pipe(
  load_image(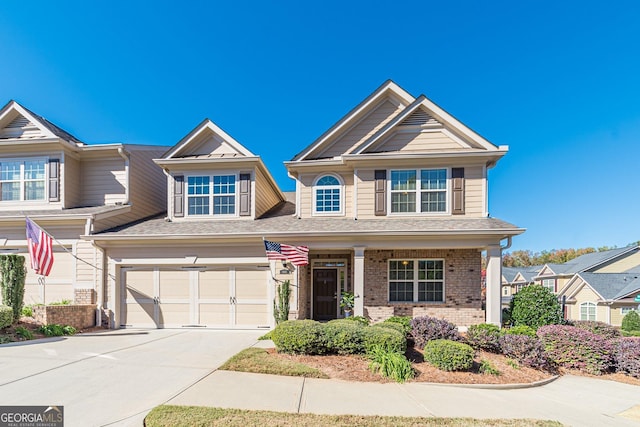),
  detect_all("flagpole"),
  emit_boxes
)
[38,275,46,305]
